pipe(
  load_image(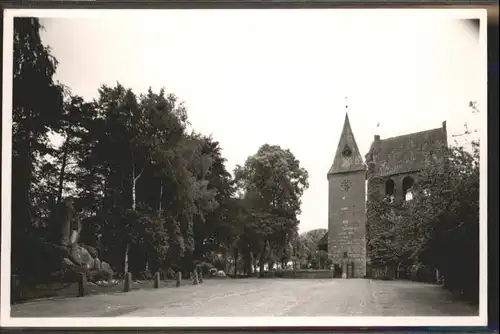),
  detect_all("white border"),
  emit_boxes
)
[1,8,488,328]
